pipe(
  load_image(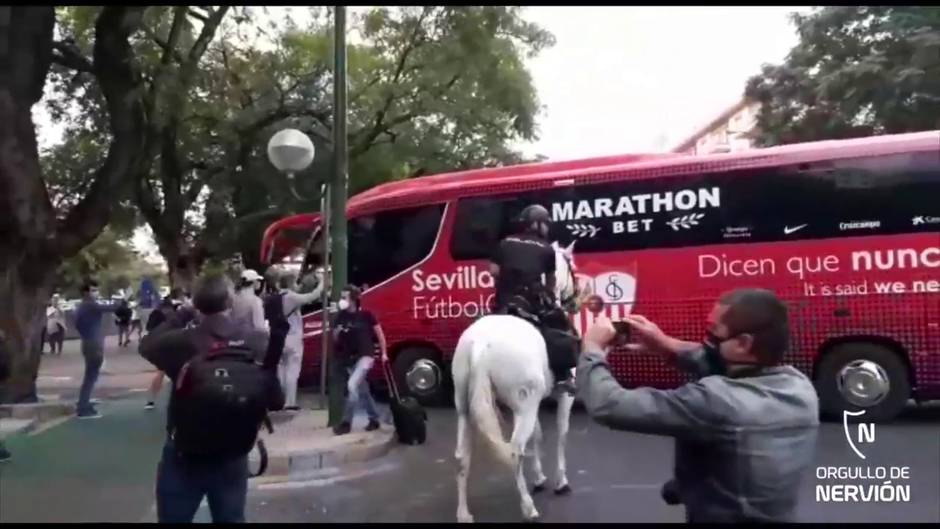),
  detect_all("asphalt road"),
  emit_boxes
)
[2,391,937,523]
[245,404,940,524]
